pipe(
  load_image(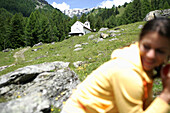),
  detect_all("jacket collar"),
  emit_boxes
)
[111,42,153,83]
